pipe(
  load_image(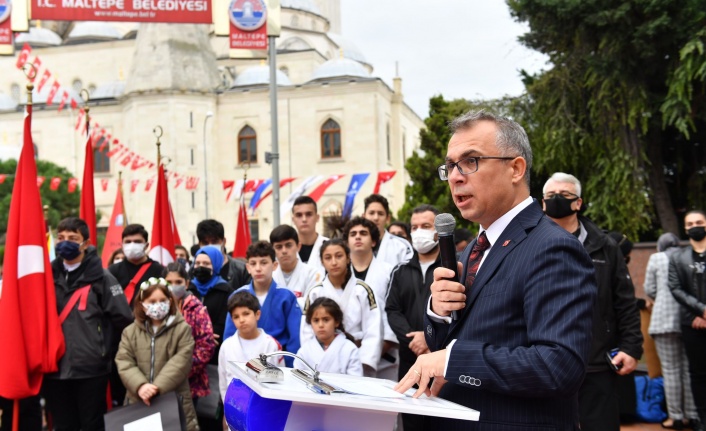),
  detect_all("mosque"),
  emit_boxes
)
[0,0,424,245]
